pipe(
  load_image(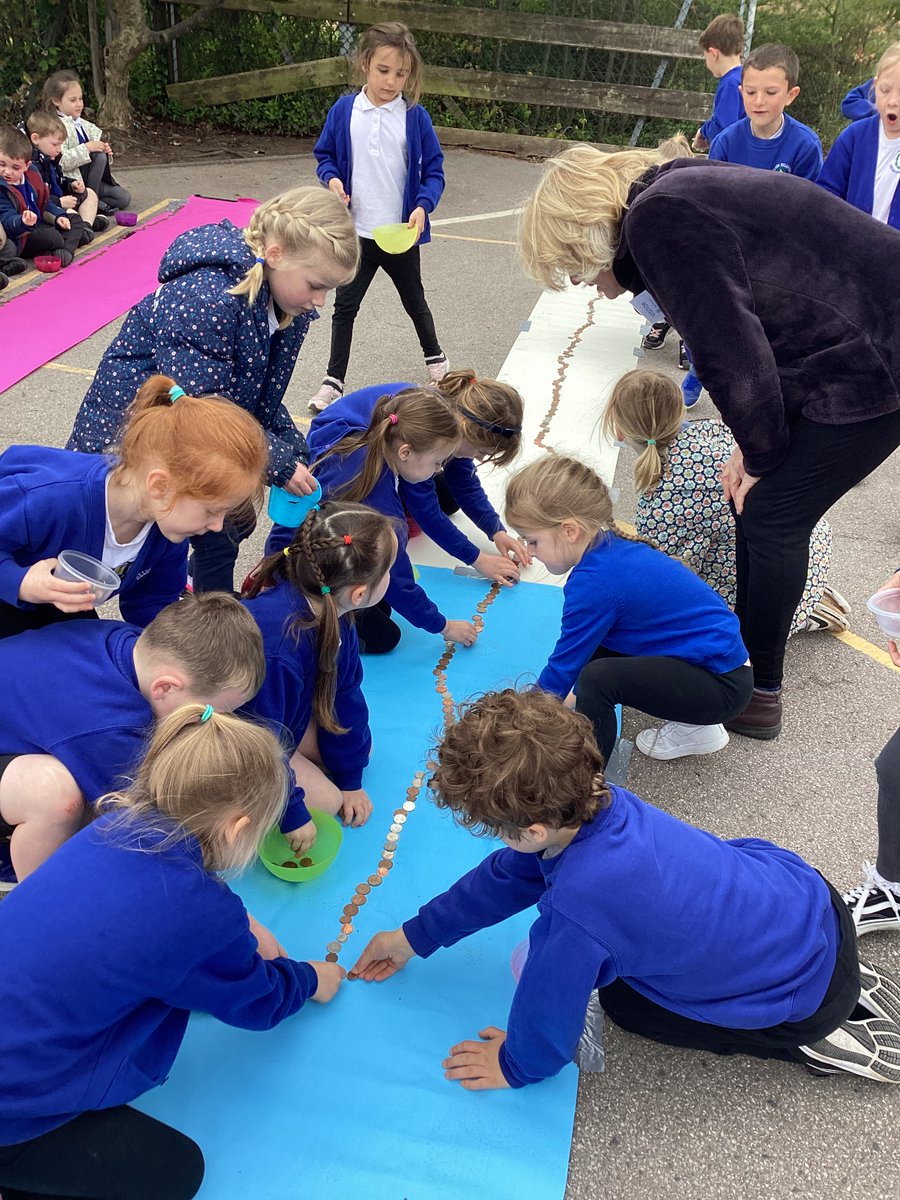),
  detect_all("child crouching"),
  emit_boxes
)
[0,703,344,1200]
[352,688,900,1089]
